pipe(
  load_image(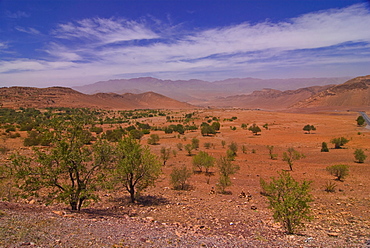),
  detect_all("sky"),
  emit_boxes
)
[1,0,370,87]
